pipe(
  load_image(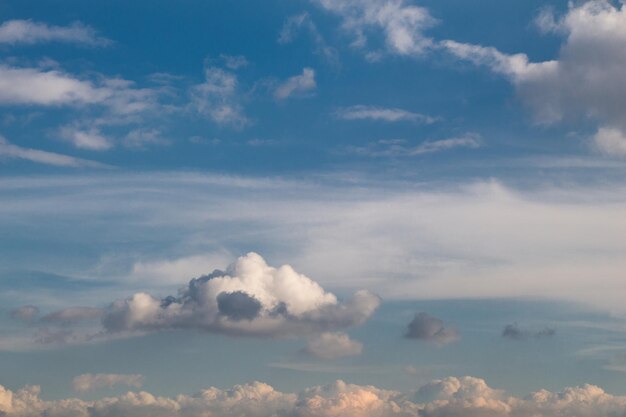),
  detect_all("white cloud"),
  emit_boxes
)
[442,0,626,157]
[100,252,380,338]
[191,66,249,127]
[313,0,436,56]
[72,373,144,392]
[0,135,109,168]
[274,68,317,100]
[2,377,626,417]
[0,65,156,114]
[128,252,234,286]
[303,332,364,358]
[0,19,110,46]
[59,126,113,151]
[335,105,436,123]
